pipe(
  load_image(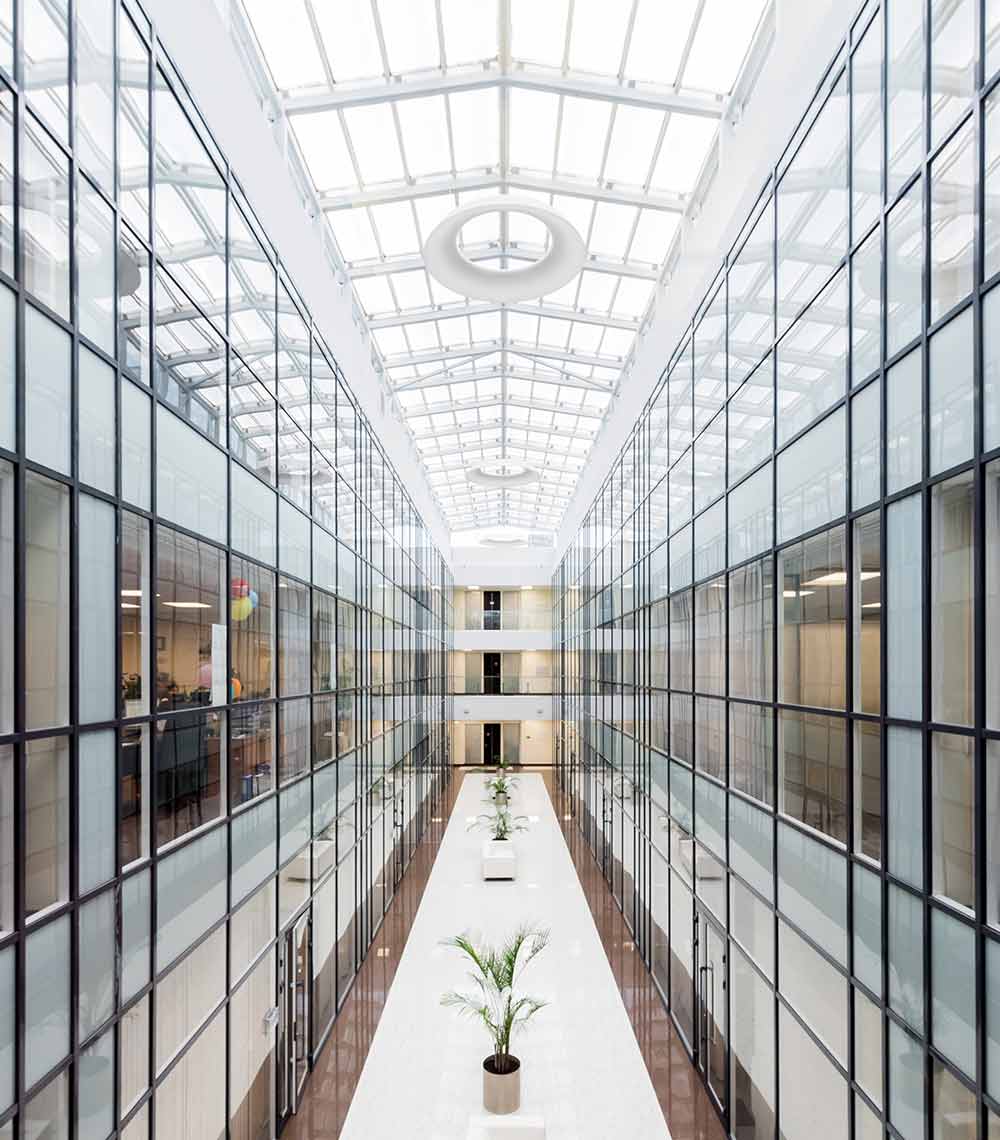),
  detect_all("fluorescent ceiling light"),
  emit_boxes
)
[161,601,213,609]
[120,589,143,597]
[782,589,815,598]
[801,571,880,587]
